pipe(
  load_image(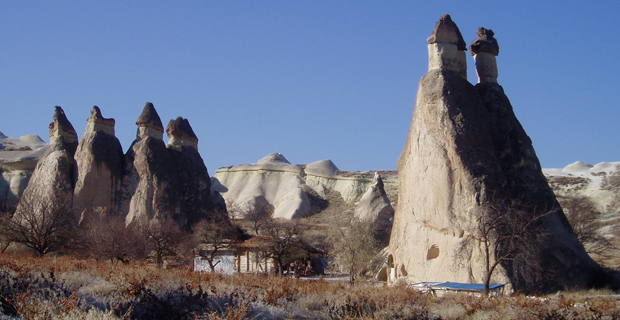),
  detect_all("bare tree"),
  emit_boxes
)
[193,213,240,272]
[228,201,273,235]
[602,164,620,212]
[0,194,17,253]
[328,216,381,285]
[77,214,146,263]
[557,194,612,257]
[145,219,191,268]
[0,194,74,256]
[456,200,549,296]
[262,218,307,276]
